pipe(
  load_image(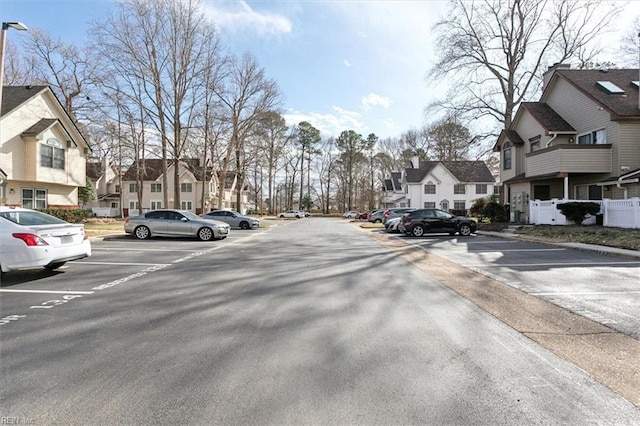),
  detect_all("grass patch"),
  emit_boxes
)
[515,225,640,251]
